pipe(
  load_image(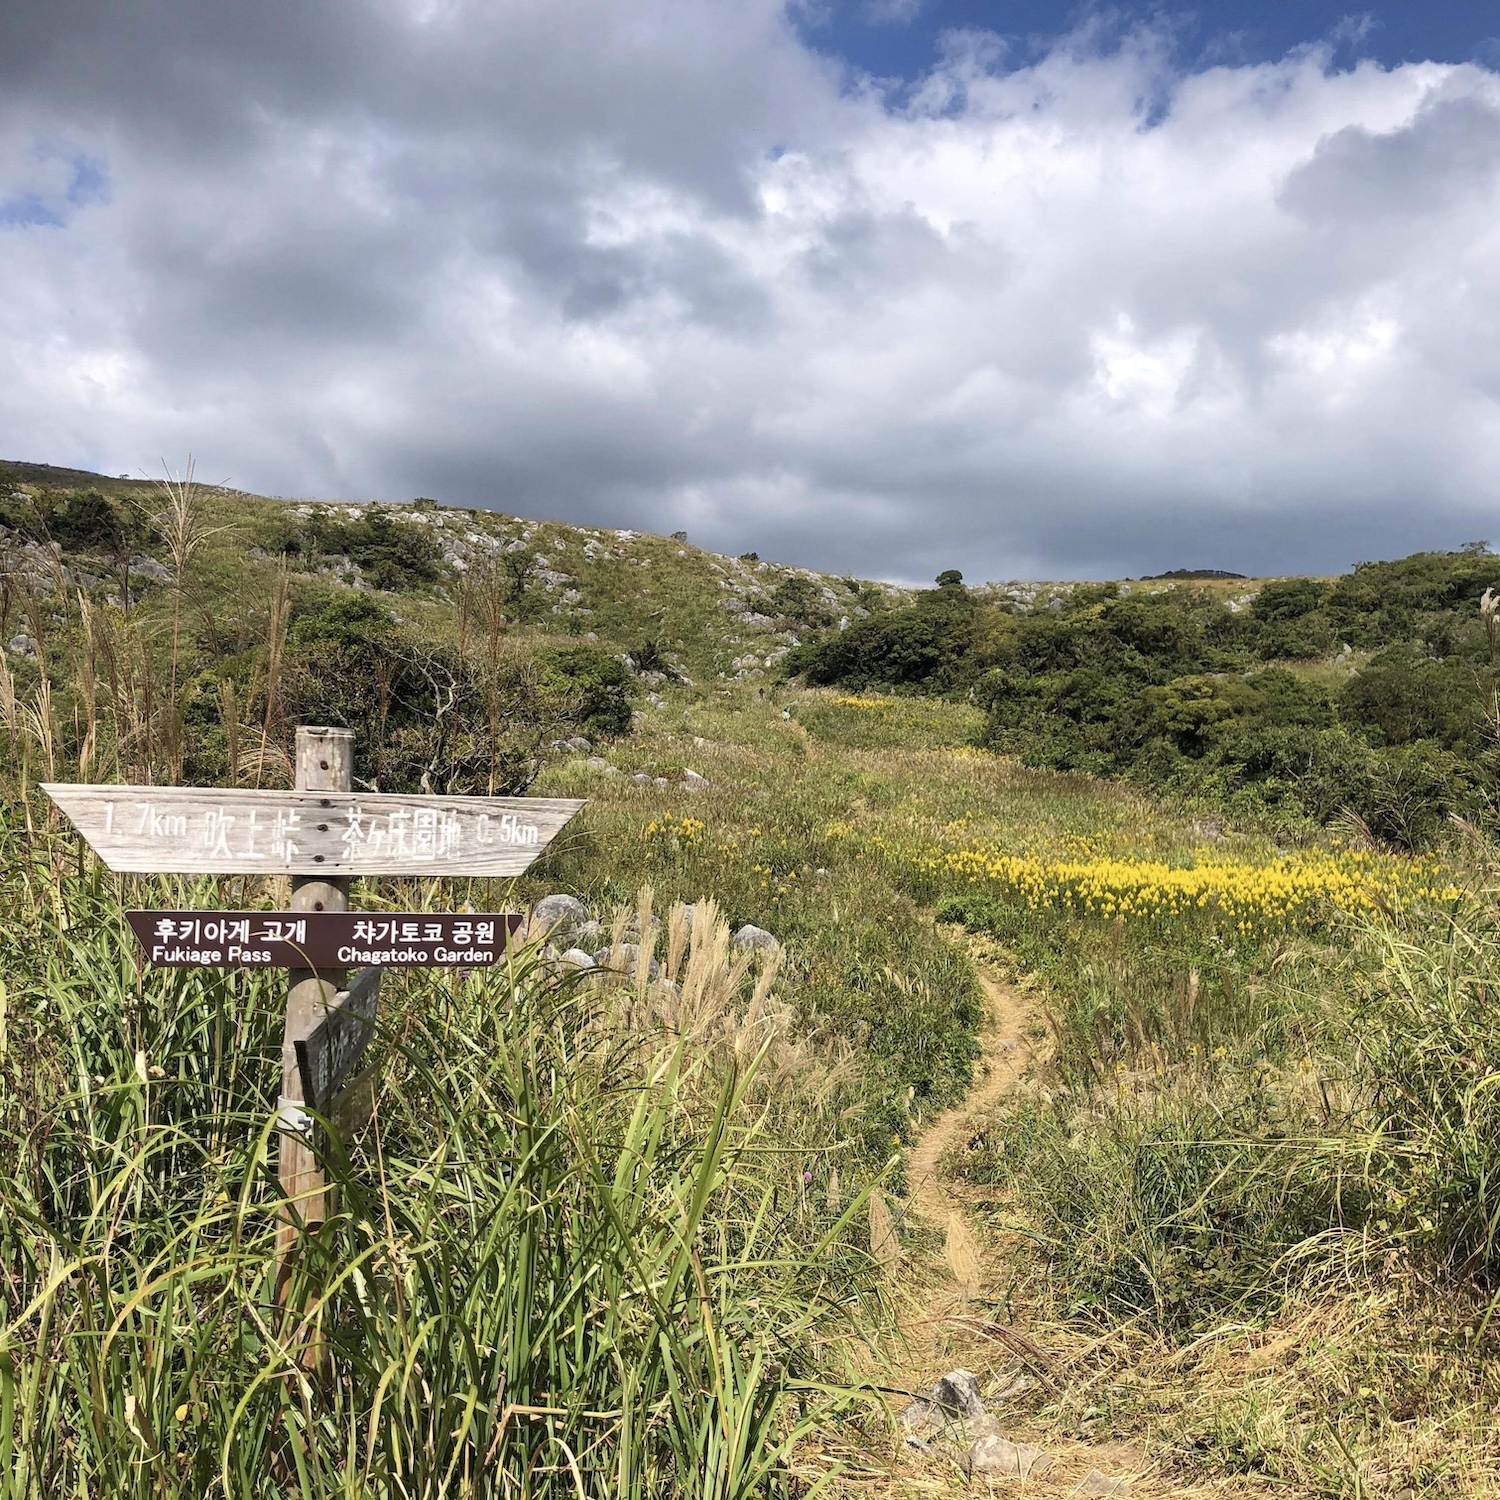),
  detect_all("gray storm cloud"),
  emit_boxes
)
[1,2,1499,580]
